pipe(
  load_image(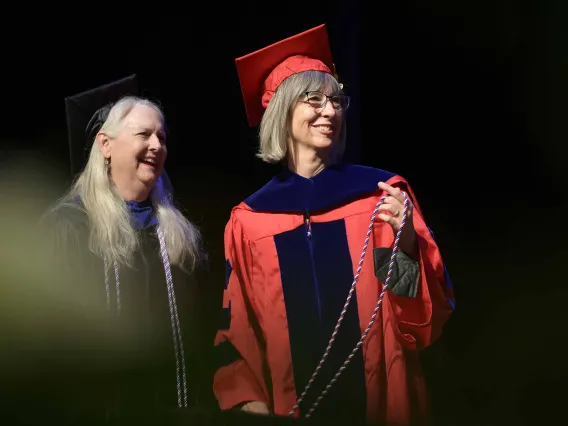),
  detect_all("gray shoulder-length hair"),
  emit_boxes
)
[257,70,347,164]
[49,96,203,271]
